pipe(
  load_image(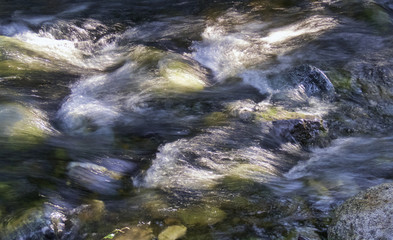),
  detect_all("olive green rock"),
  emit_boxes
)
[177,206,226,226]
[158,225,187,240]
[159,58,207,92]
[111,226,154,240]
[0,102,52,147]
